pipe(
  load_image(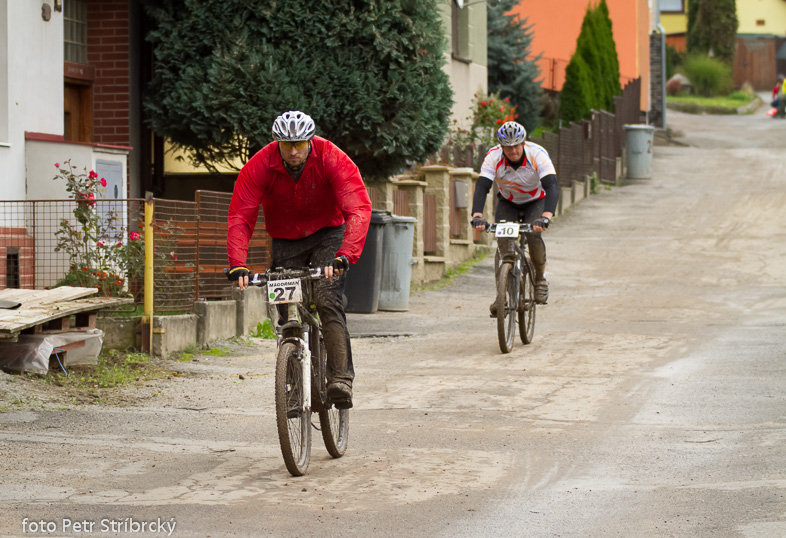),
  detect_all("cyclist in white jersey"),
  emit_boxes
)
[471,121,559,312]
